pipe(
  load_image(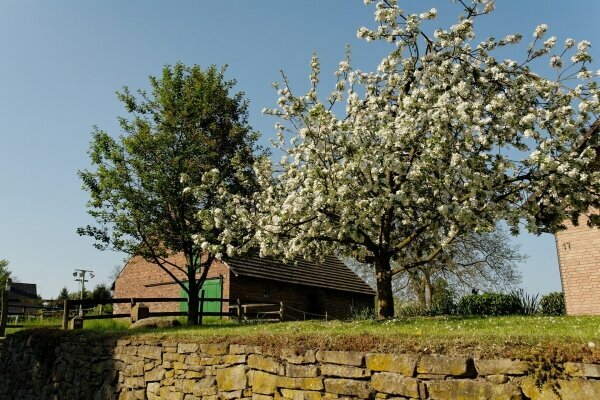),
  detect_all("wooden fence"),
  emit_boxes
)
[61,295,283,329]
[1,293,284,334]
